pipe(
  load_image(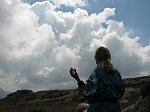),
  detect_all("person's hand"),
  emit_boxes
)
[69,68,80,82]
